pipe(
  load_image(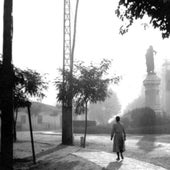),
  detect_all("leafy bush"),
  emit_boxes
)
[126,124,170,134]
[126,107,156,127]
[73,124,112,134]
[73,120,96,128]
[73,123,170,134]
